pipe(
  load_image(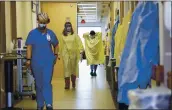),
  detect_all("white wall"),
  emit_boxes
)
[161,2,172,86]
[5,2,12,52]
[16,2,32,40]
[32,1,41,29]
